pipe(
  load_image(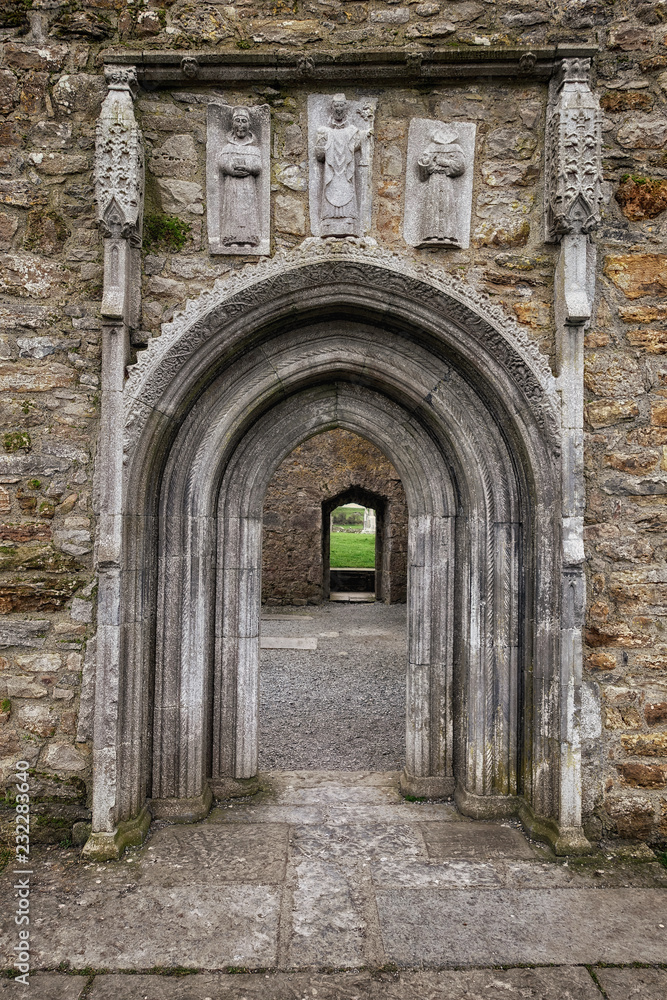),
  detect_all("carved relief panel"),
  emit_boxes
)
[307,93,376,238]
[207,103,270,255]
[403,119,476,251]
